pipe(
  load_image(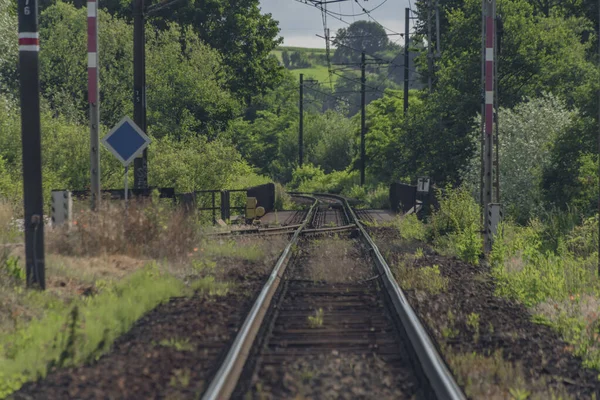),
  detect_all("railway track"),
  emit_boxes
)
[202,194,465,399]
